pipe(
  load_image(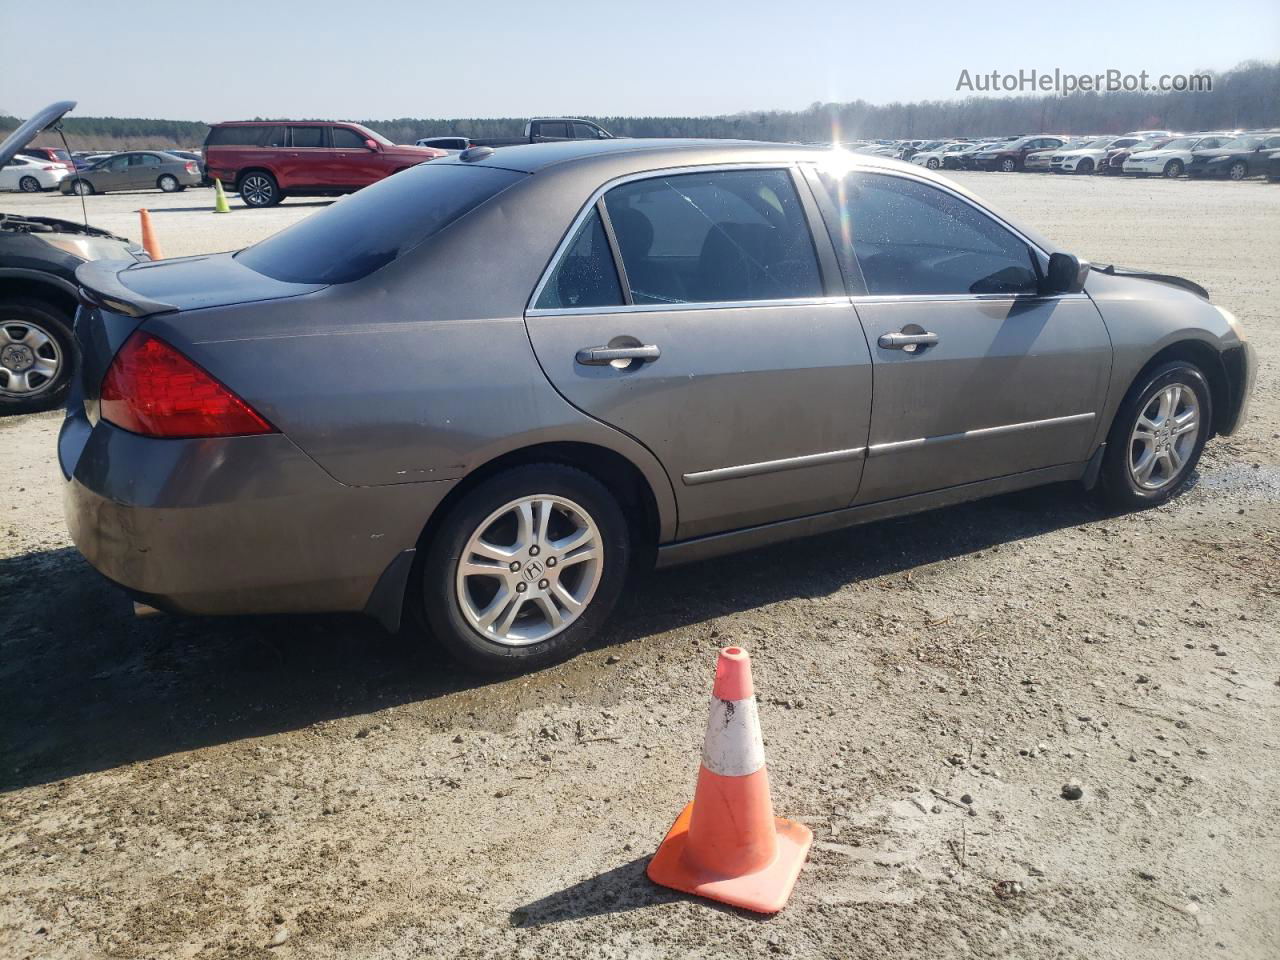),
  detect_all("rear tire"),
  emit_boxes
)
[238,171,281,207]
[0,299,76,415]
[1099,361,1212,511]
[157,174,179,192]
[18,176,41,193]
[419,464,631,673]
